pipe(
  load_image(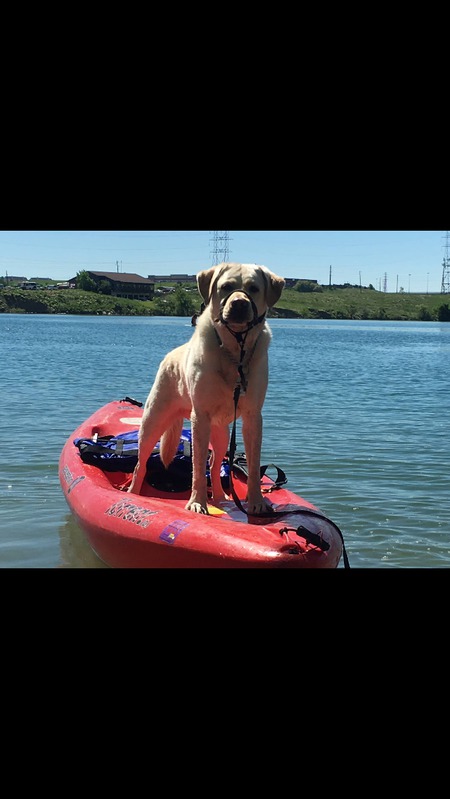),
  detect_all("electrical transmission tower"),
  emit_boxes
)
[210,231,231,265]
[441,231,450,293]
